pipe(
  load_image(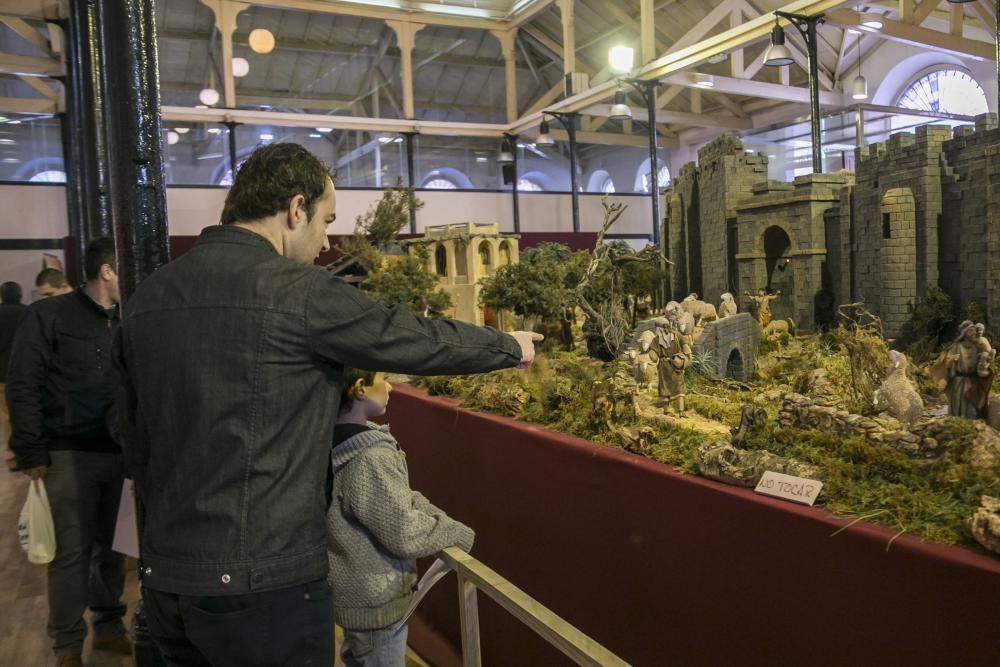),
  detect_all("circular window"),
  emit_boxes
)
[896,69,988,116]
